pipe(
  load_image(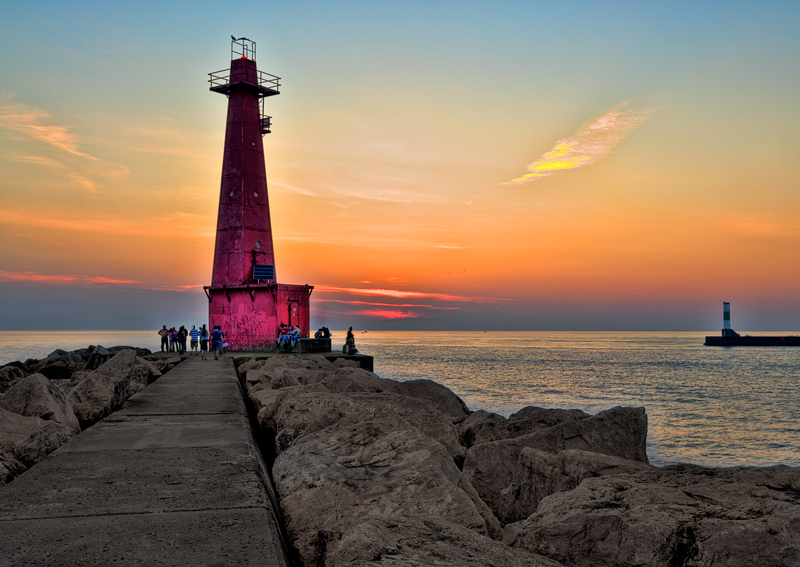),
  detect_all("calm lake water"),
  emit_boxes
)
[2,330,798,468]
